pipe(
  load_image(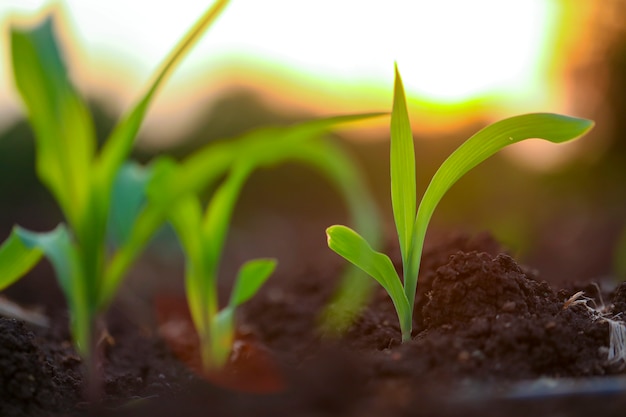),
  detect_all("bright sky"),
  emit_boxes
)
[0,0,562,137]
